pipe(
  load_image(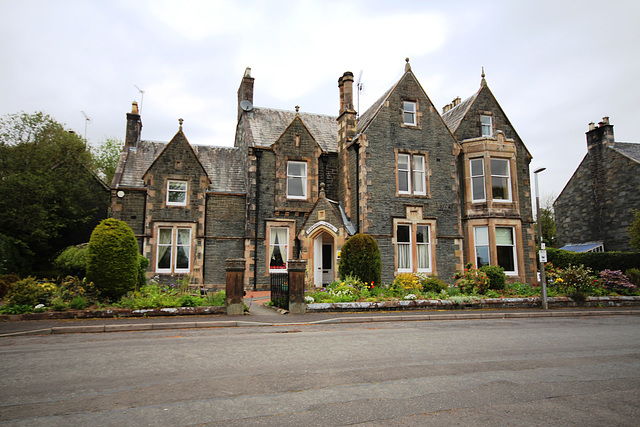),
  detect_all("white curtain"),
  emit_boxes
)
[398,243,410,270]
